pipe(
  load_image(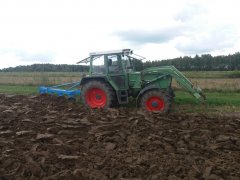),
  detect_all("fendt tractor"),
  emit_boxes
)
[39,49,205,113]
